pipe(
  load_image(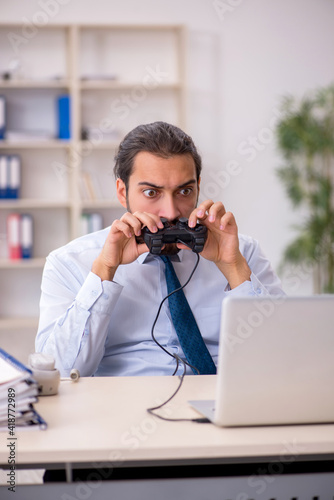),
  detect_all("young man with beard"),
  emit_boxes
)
[36,121,284,377]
